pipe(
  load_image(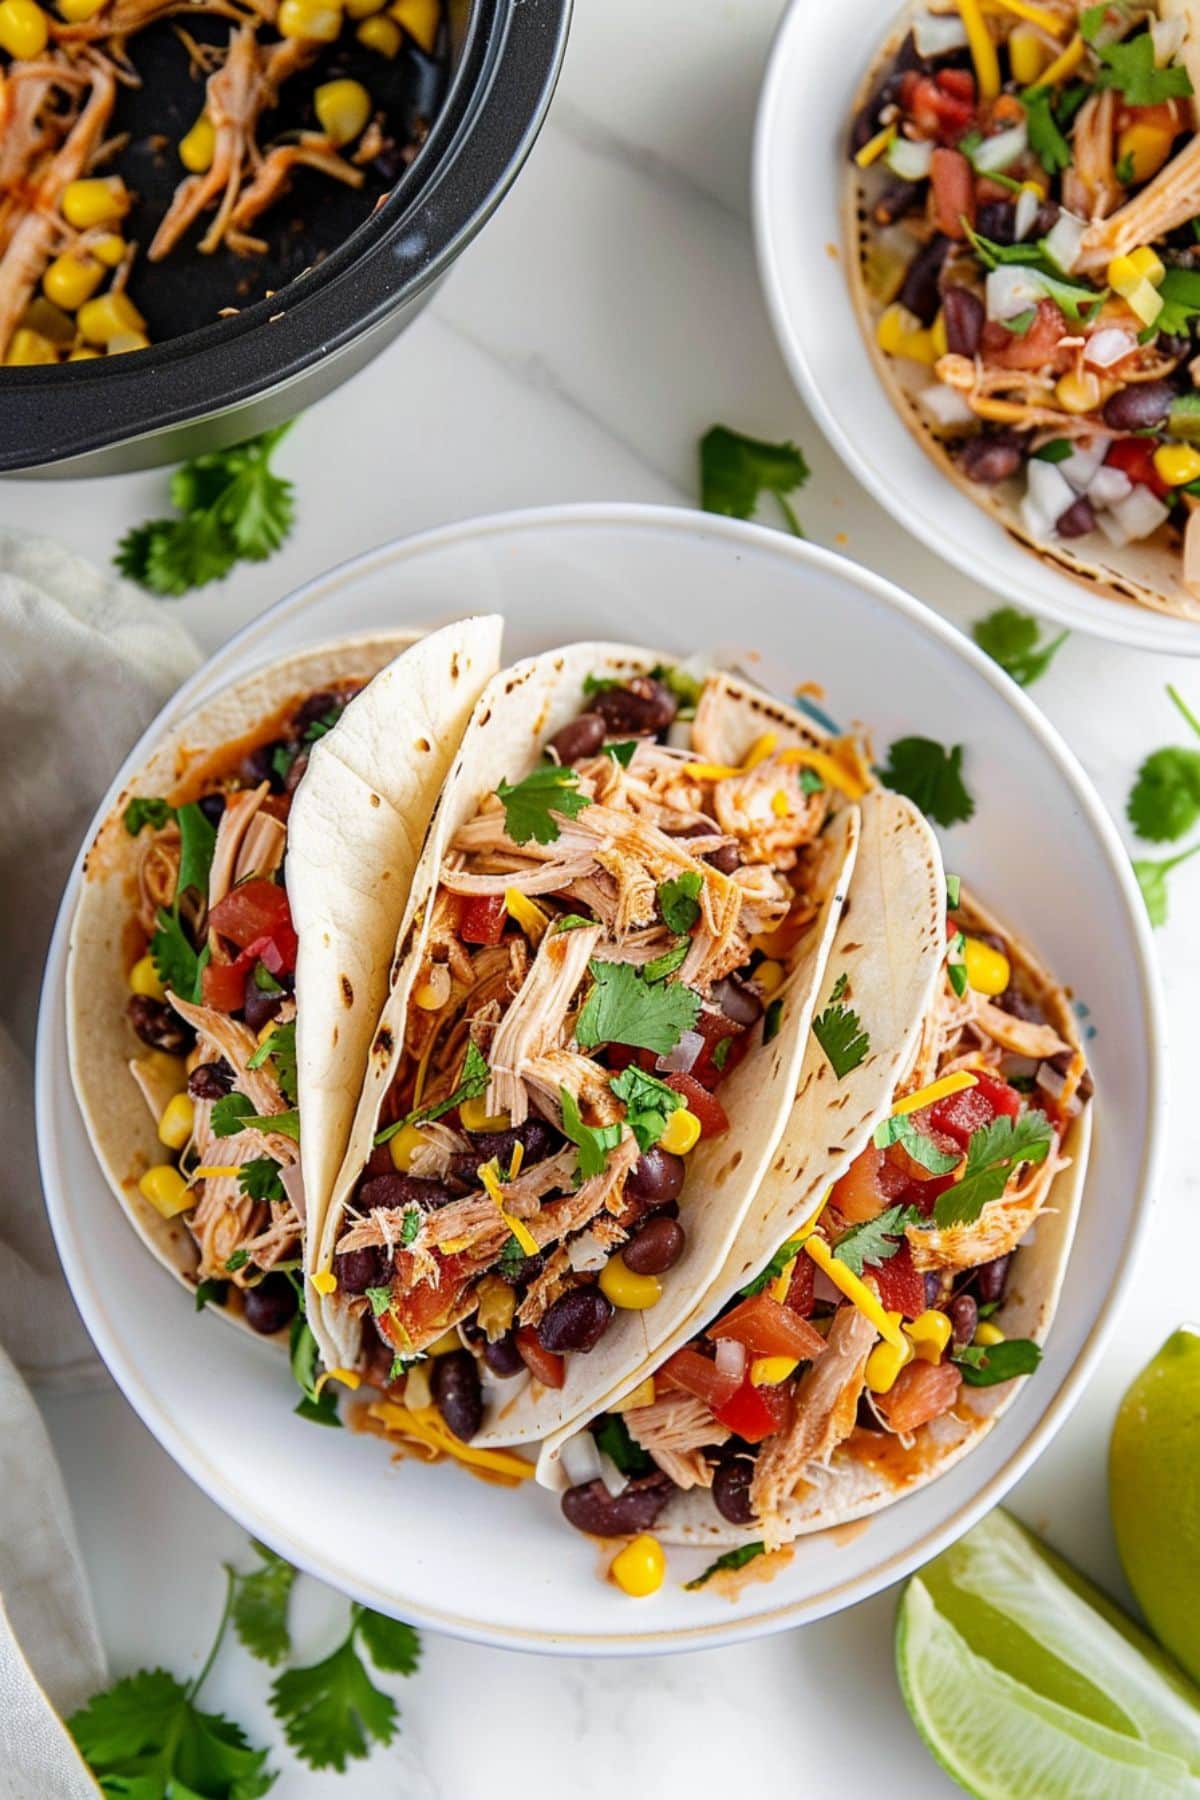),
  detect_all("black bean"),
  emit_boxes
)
[550,712,607,765]
[704,842,742,875]
[127,994,193,1054]
[431,1349,483,1441]
[1047,1048,1095,1104]
[538,1285,614,1354]
[873,179,924,227]
[949,1293,978,1349]
[626,1147,686,1205]
[283,748,310,795]
[713,976,762,1028]
[899,233,950,328]
[242,1273,297,1335]
[973,1254,1013,1307]
[197,792,227,829]
[561,1473,676,1538]
[450,1118,559,1189]
[483,1331,526,1378]
[712,1458,757,1526]
[188,1059,235,1100]
[975,200,1015,244]
[1034,201,1060,237]
[1159,332,1190,359]
[1102,381,1175,433]
[925,1269,952,1310]
[997,982,1046,1025]
[358,1172,455,1213]
[239,742,285,792]
[958,434,1024,485]
[242,969,284,1032]
[623,1217,685,1276]
[292,689,339,735]
[594,677,677,737]
[334,1245,387,1295]
[942,285,984,358]
[1057,496,1096,539]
